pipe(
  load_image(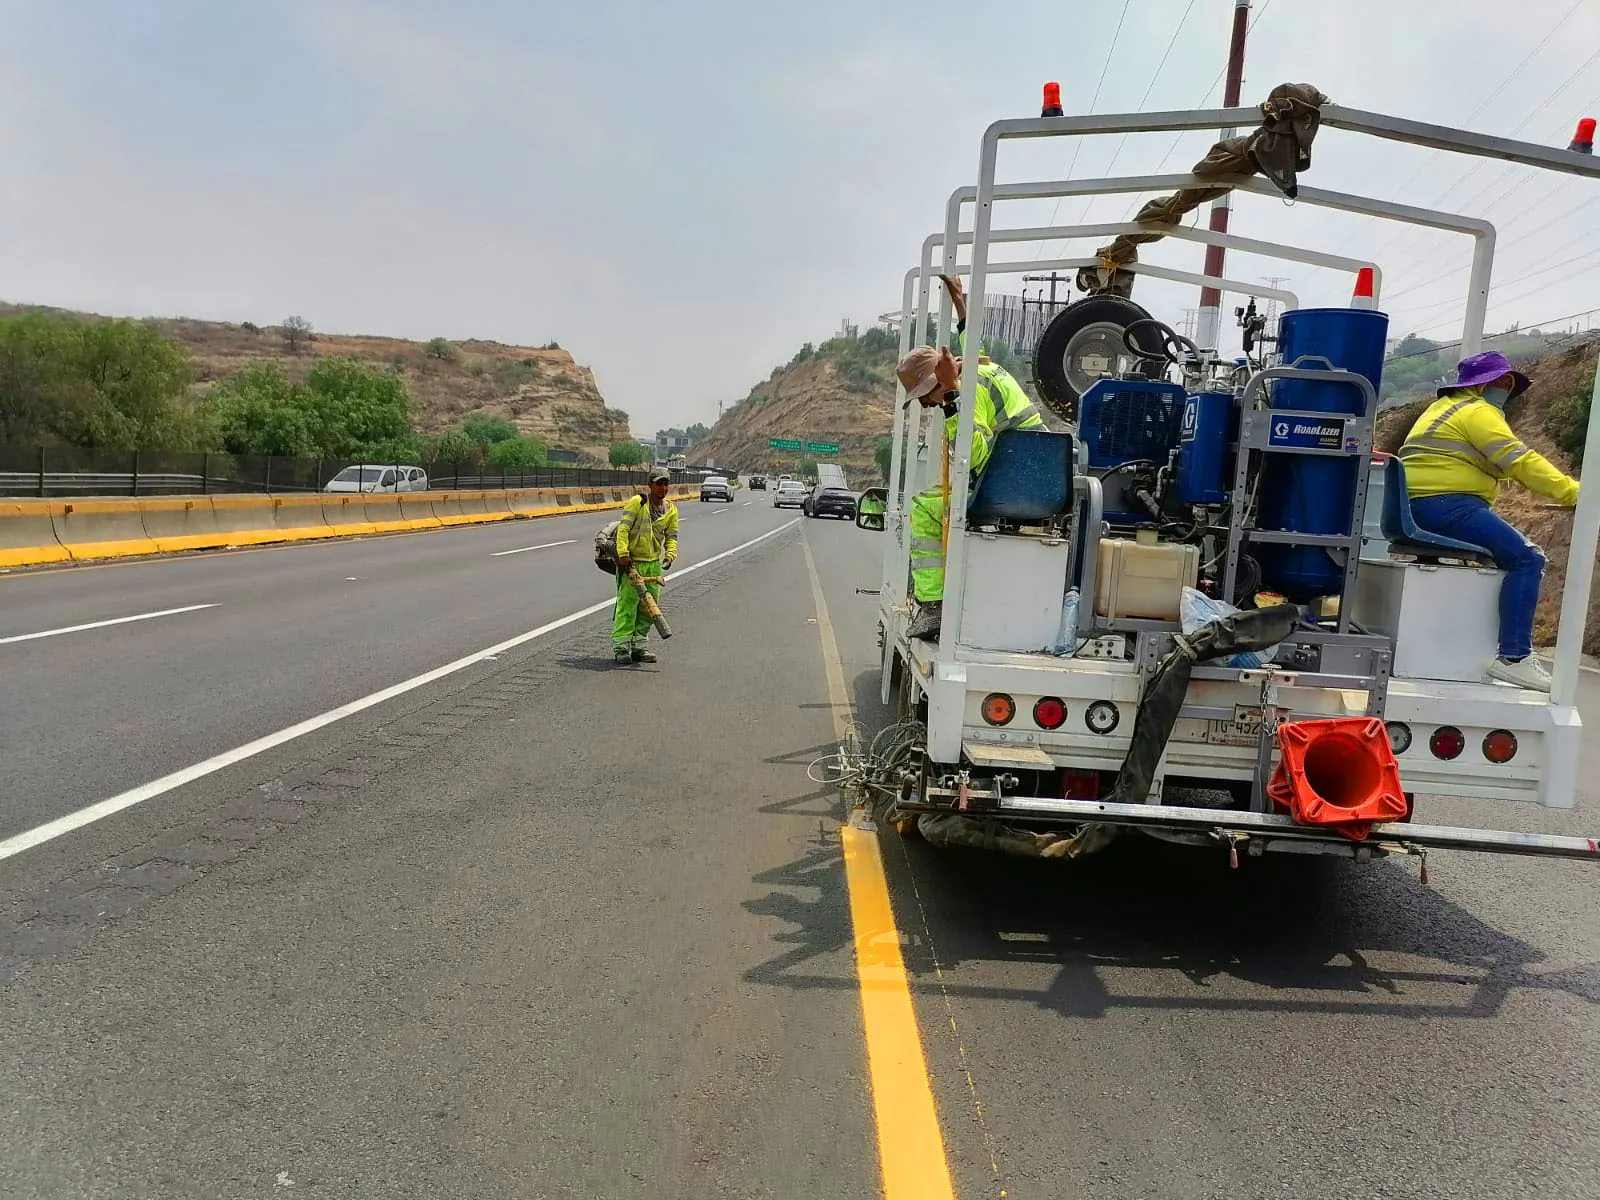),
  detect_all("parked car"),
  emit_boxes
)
[804,486,857,520]
[323,465,429,494]
[748,475,767,490]
[699,475,734,502]
[772,480,807,509]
